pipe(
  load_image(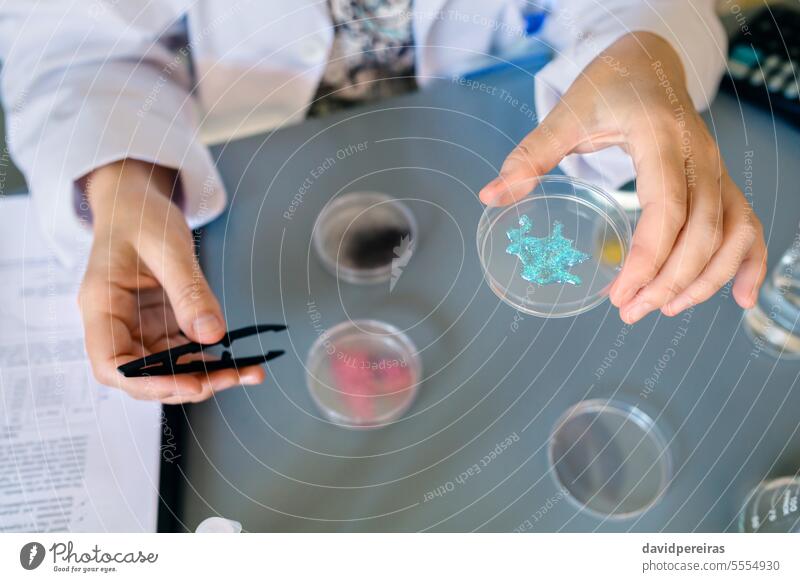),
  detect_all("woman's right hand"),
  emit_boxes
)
[79,159,265,403]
